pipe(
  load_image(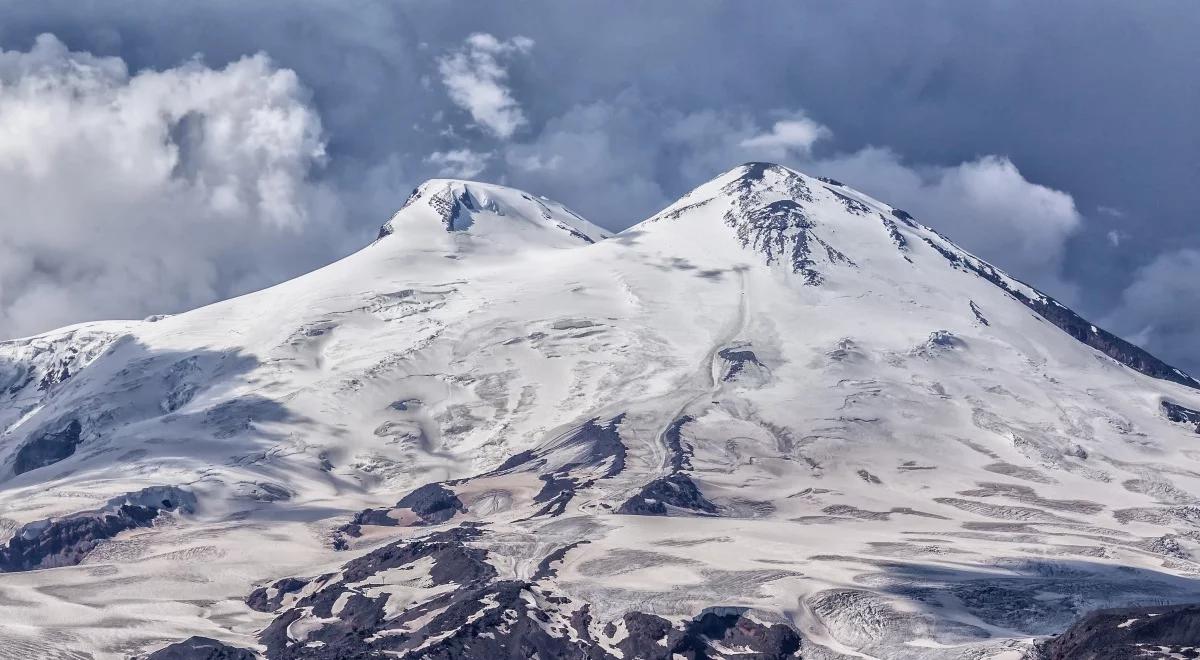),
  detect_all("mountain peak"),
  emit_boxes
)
[375,179,610,251]
[632,162,1200,390]
[633,160,891,282]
